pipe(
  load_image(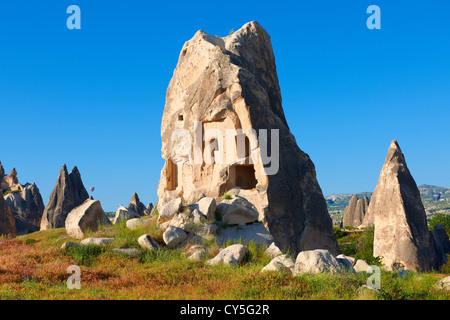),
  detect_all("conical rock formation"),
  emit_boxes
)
[156,21,339,255]
[371,140,439,271]
[40,165,89,230]
[127,192,146,216]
